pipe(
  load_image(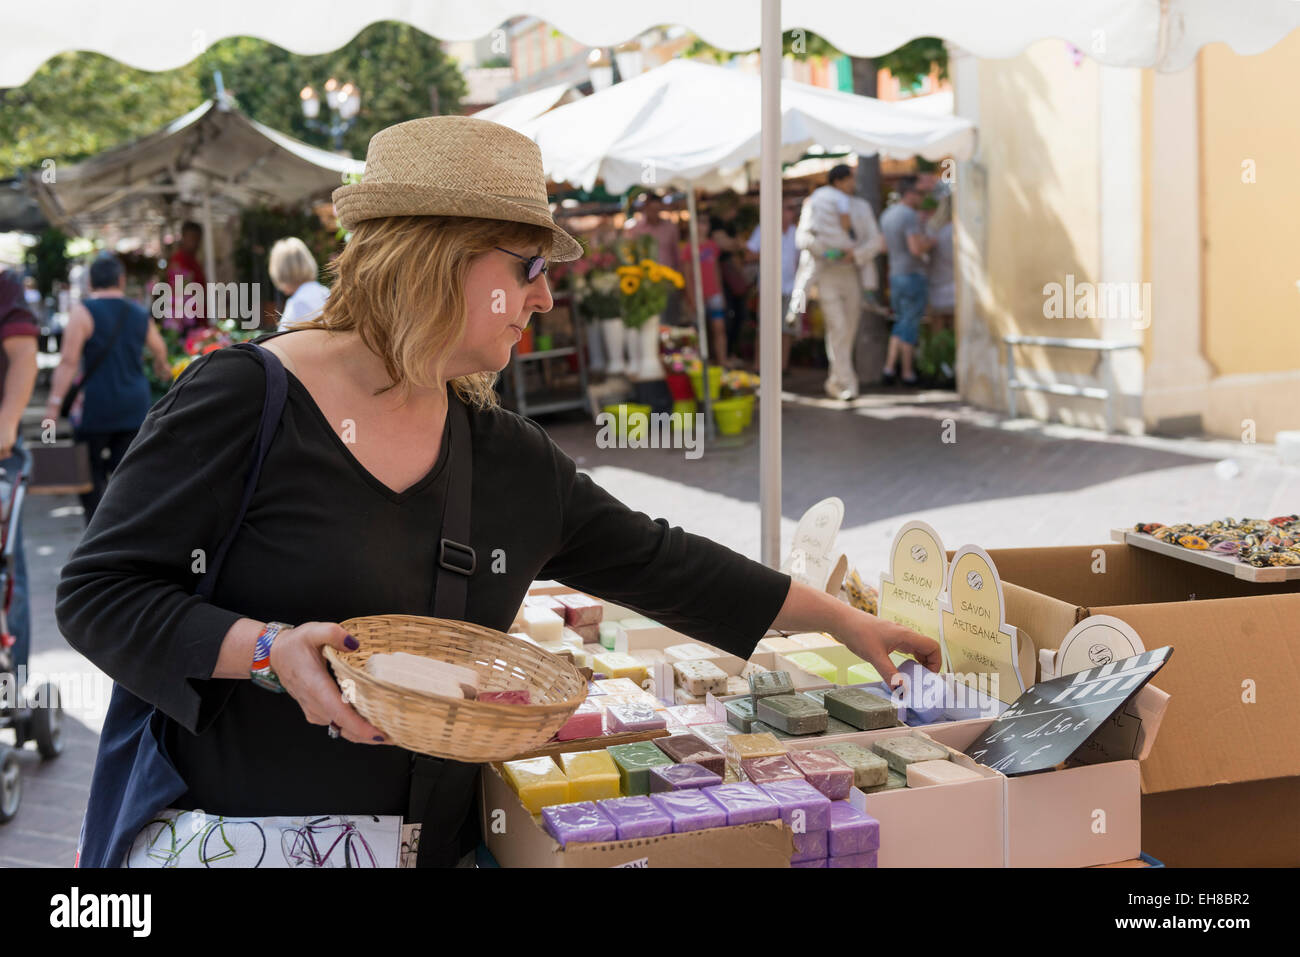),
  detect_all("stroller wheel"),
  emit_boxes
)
[31,683,63,759]
[0,744,20,823]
